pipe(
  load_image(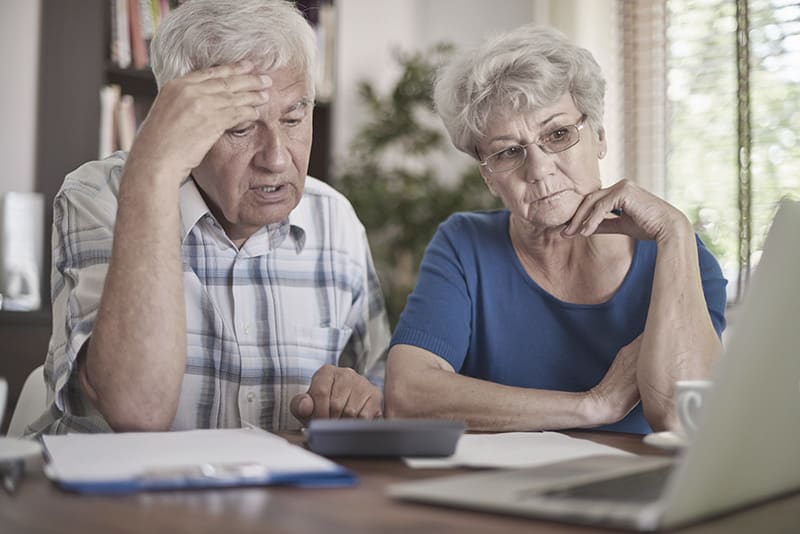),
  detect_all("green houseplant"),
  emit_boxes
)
[330,45,501,327]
